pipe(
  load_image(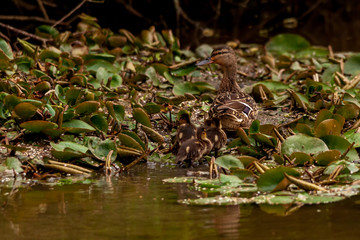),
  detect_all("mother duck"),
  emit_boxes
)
[196,46,257,131]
